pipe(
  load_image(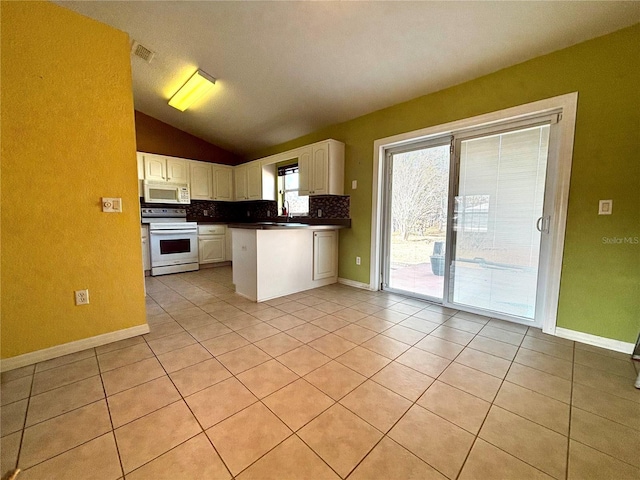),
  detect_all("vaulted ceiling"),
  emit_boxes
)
[57,1,640,156]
